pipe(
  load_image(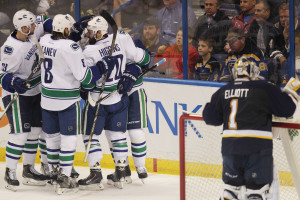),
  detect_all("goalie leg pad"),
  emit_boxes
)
[246,184,272,200]
[220,184,245,200]
[282,77,300,101]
